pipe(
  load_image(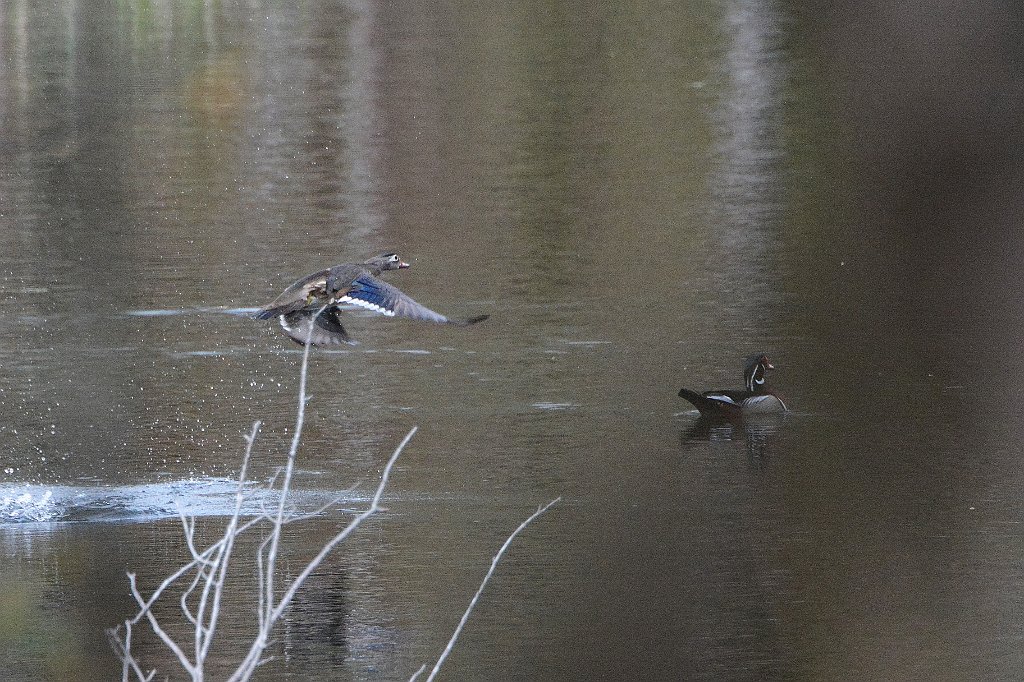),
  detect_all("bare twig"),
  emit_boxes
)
[110,306,554,682]
[128,572,196,678]
[272,427,415,620]
[226,426,417,682]
[107,621,154,682]
[107,416,283,681]
[283,482,364,524]
[421,497,561,682]
[259,306,323,628]
[198,420,261,665]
